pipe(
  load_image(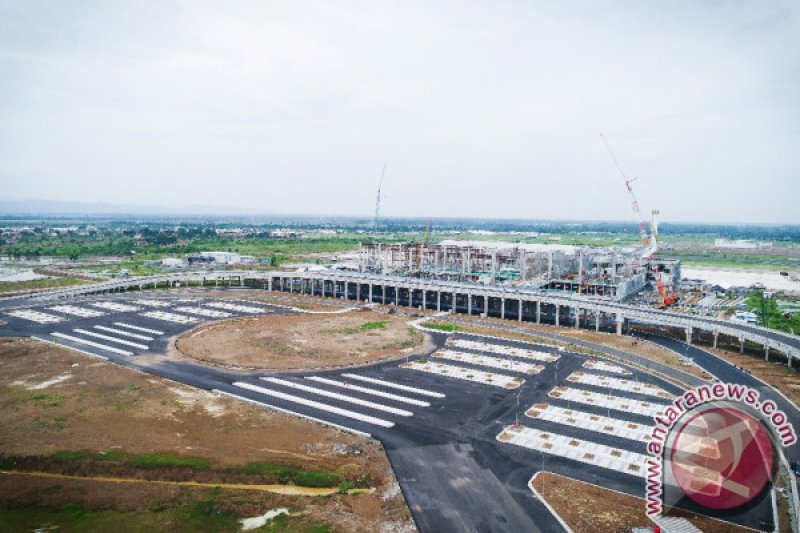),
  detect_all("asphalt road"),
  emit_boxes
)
[0,289,783,531]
